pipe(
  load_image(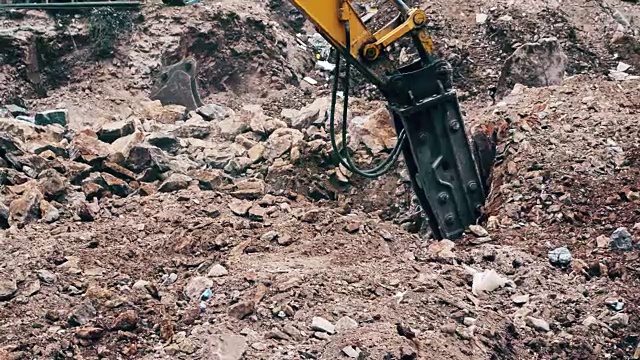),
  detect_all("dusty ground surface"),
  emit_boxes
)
[1,0,640,359]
